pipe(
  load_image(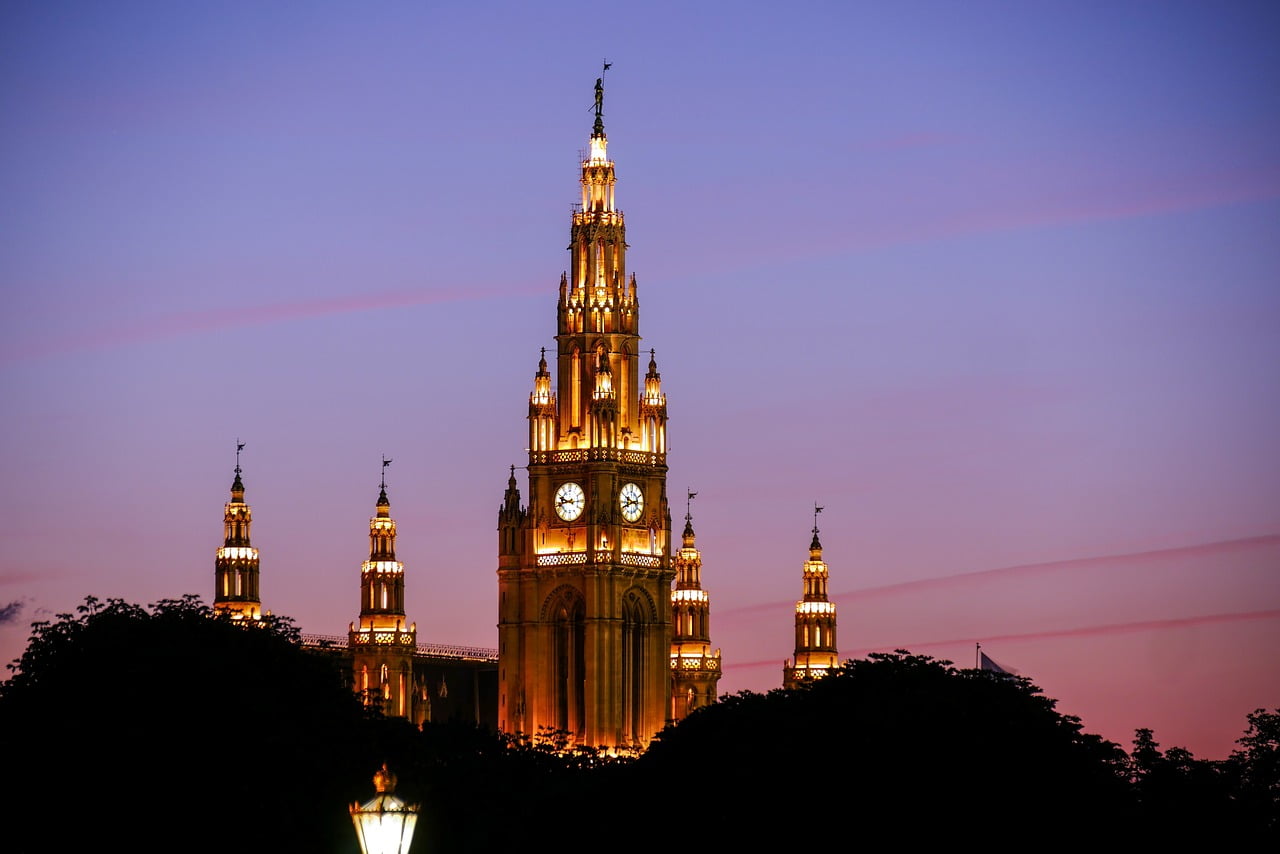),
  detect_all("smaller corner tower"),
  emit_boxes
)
[783,504,839,689]
[213,440,262,620]
[349,457,419,720]
[669,490,721,722]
